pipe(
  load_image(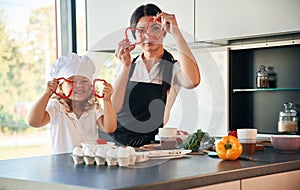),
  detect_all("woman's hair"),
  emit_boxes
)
[130,4,162,29]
